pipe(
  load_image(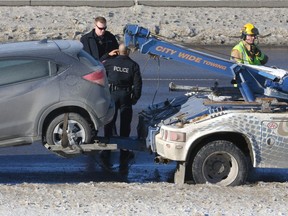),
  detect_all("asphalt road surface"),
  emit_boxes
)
[0,46,287,184]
